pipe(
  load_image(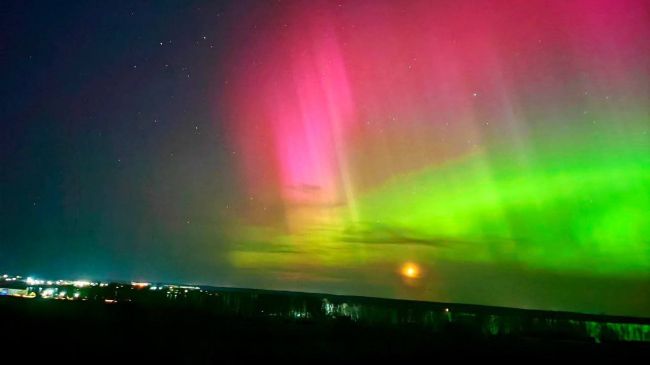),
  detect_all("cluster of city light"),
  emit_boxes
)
[2,274,207,303]
[131,282,151,288]
[2,274,22,281]
[166,285,201,290]
[26,277,45,285]
[72,280,94,287]
[1,274,101,300]
[22,276,96,288]
[40,288,55,298]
